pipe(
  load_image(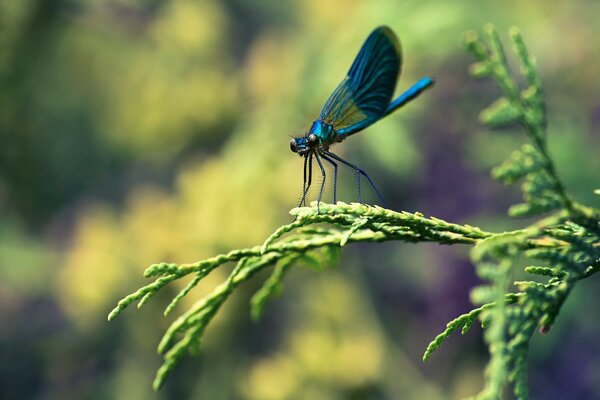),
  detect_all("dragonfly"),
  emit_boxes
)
[290,26,434,209]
